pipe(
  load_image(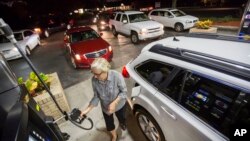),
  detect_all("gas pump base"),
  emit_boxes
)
[45,116,70,140]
